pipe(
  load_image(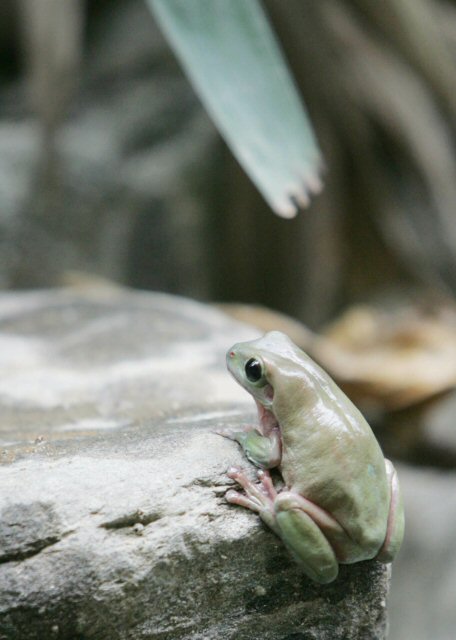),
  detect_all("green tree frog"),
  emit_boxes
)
[219,331,404,584]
